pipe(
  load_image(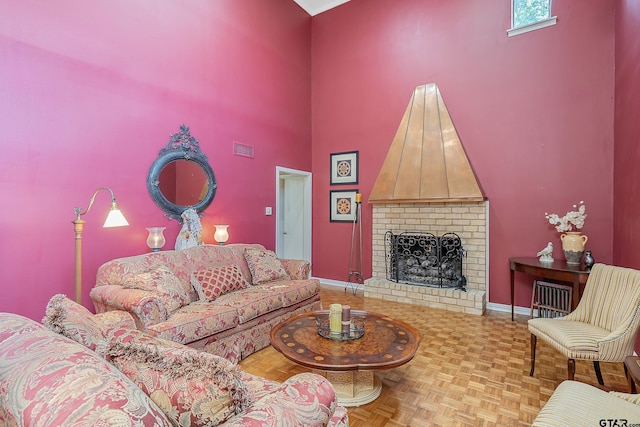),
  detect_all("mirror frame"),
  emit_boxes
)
[147,125,217,221]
